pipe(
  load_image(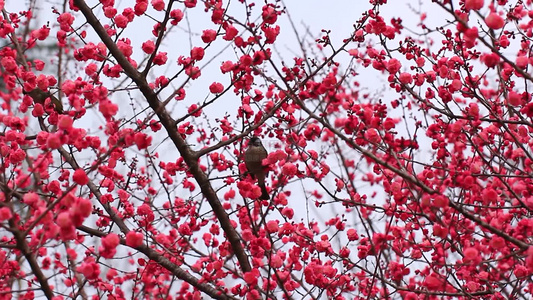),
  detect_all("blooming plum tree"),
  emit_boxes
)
[0,0,532,299]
